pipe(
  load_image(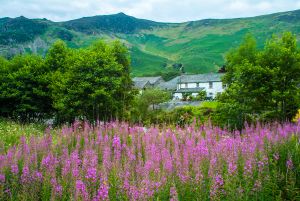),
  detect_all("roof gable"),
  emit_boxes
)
[157,76,180,90]
[133,80,151,89]
[132,76,163,85]
[179,73,223,83]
